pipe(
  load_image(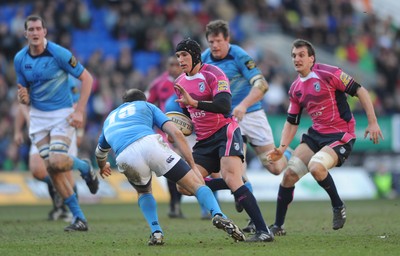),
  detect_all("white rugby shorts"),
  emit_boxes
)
[29,107,75,145]
[116,134,181,186]
[239,109,275,146]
